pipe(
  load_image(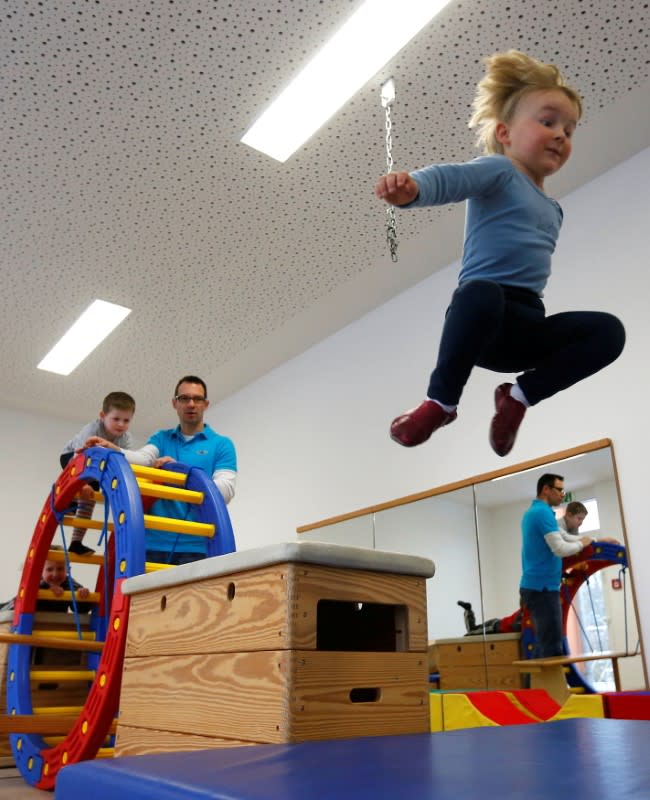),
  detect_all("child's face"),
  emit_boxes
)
[496,89,579,189]
[42,560,66,587]
[100,406,134,440]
